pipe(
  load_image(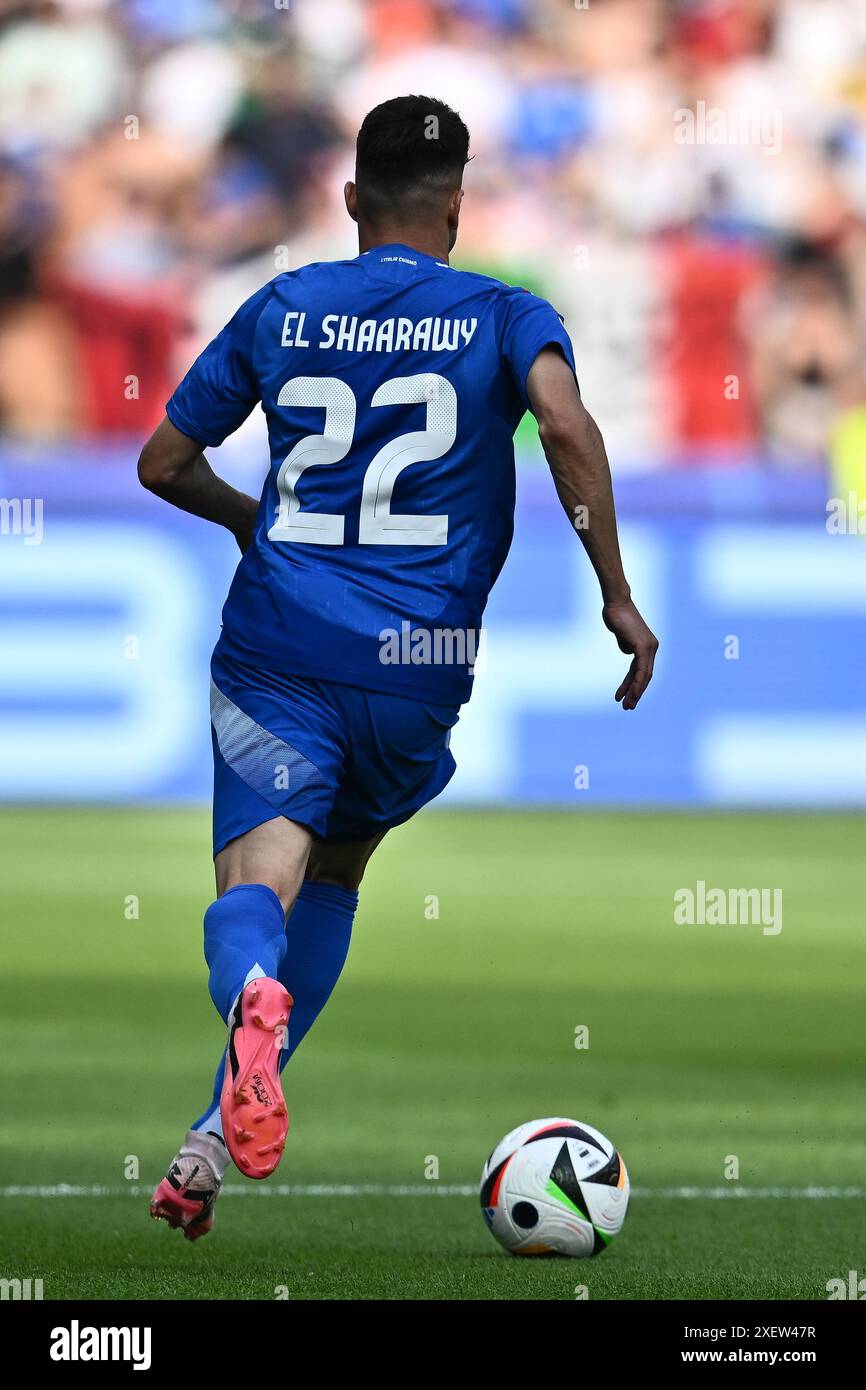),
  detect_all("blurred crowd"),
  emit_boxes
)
[1,0,866,475]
